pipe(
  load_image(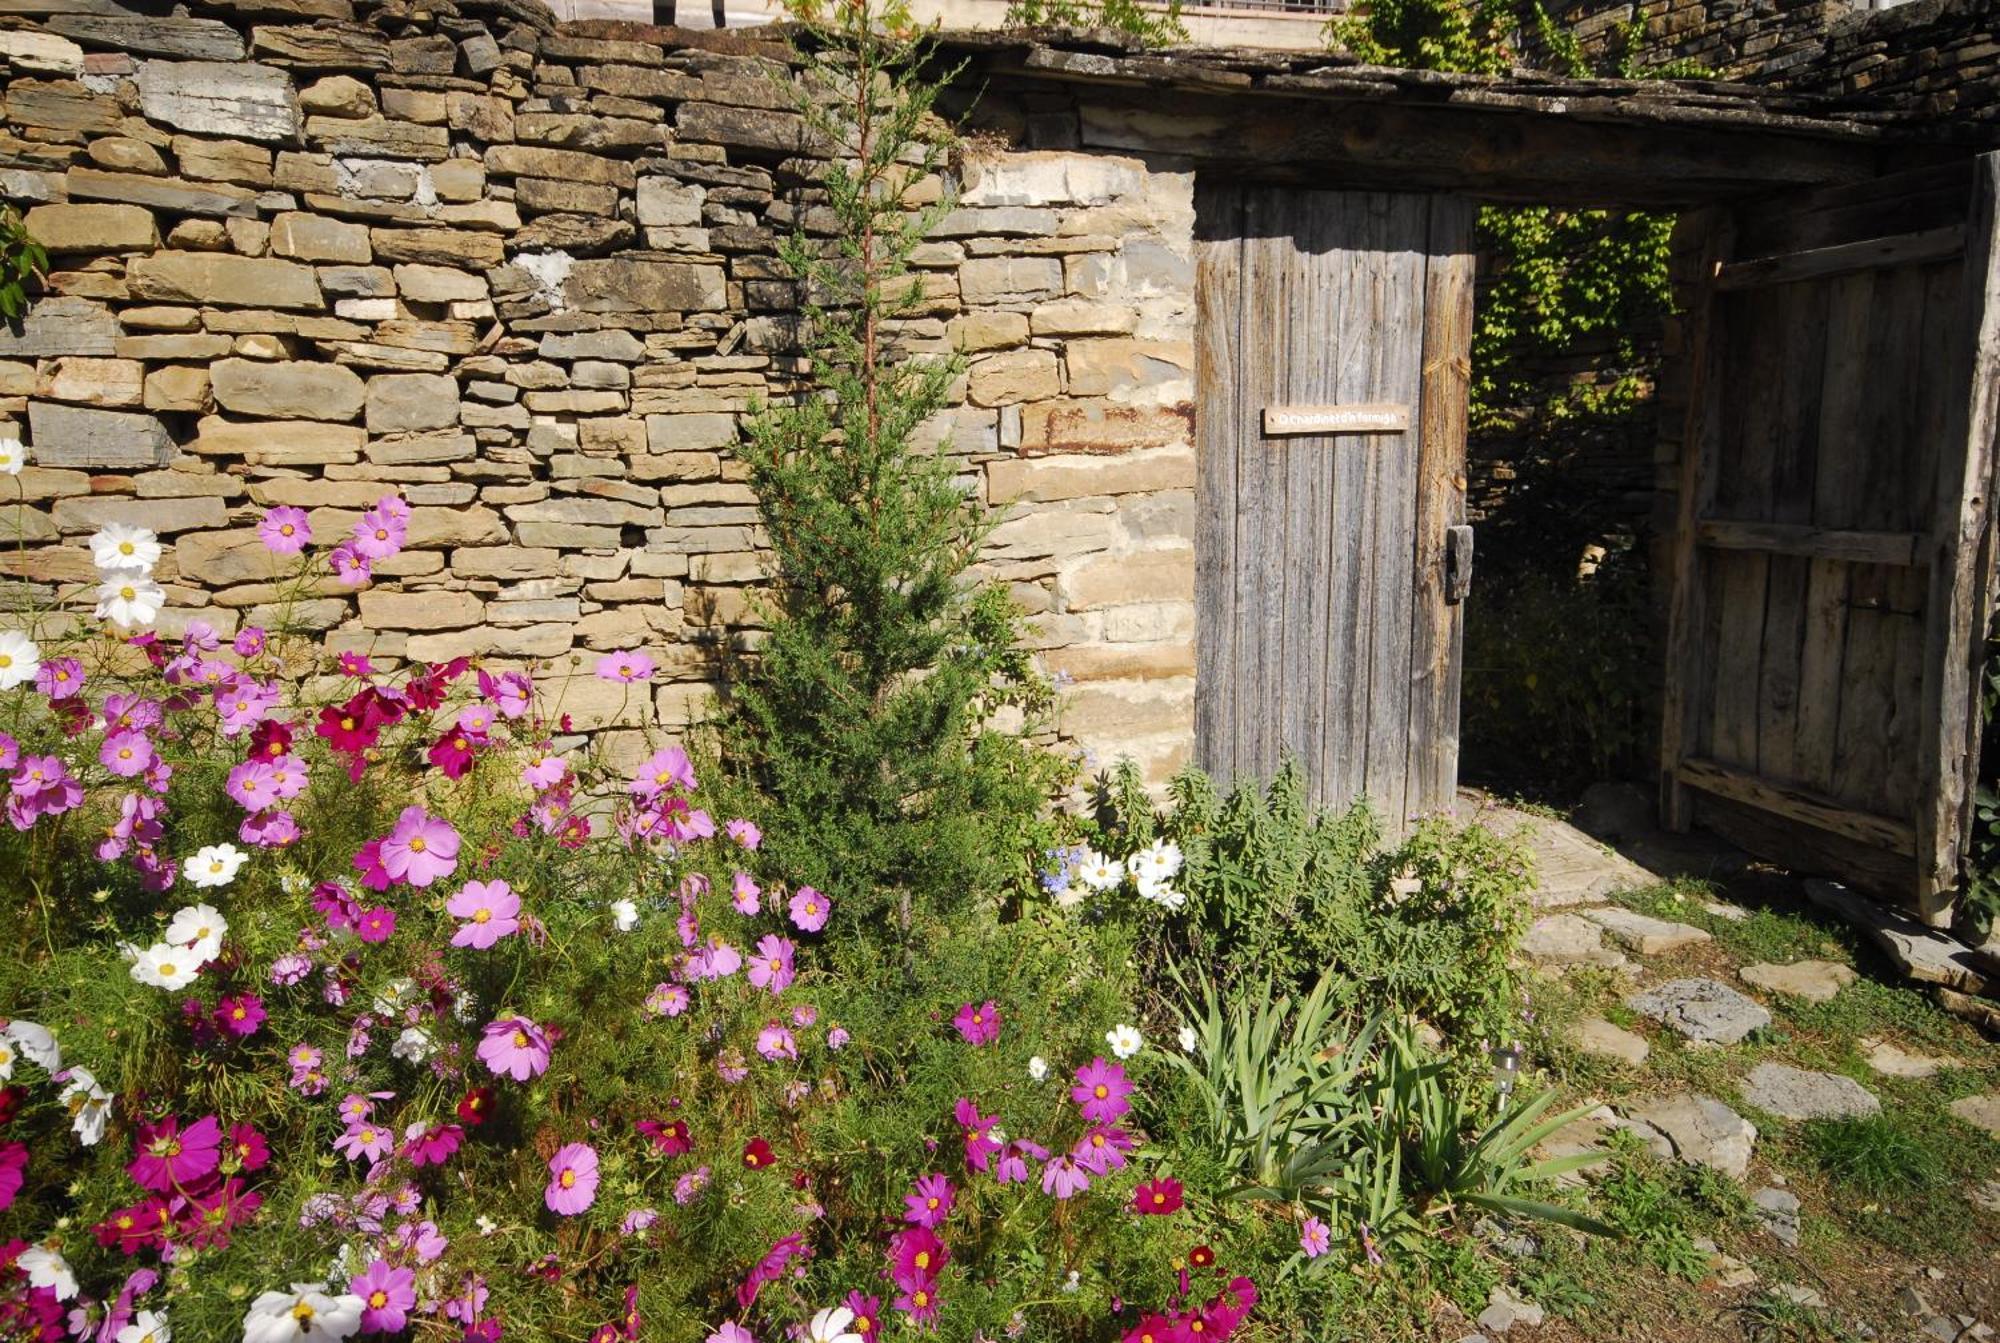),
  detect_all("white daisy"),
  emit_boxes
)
[17,1245,76,1300]
[5,1020,59,1073]
[242,1283,364,1343]
[390,1027,435,1064]
[117,1309,170,1343]
[95,569,165,629]
[0,630,39,692]
[59,1068,111,1145]
[610,897,639,932]
[1075,849,1124,892]
[807,1306,863,1343]
[1126,838,1184,884]
[165,903,228,963]
[1134,873,1186,910]
[1106,1024,1143,1059]
[184,843,247,889]
[0,436,25,476]
[89,523,162,574]
[132,942,201,991]
[1027,1055,1048,1081]
[1178,1025,1199,1054]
